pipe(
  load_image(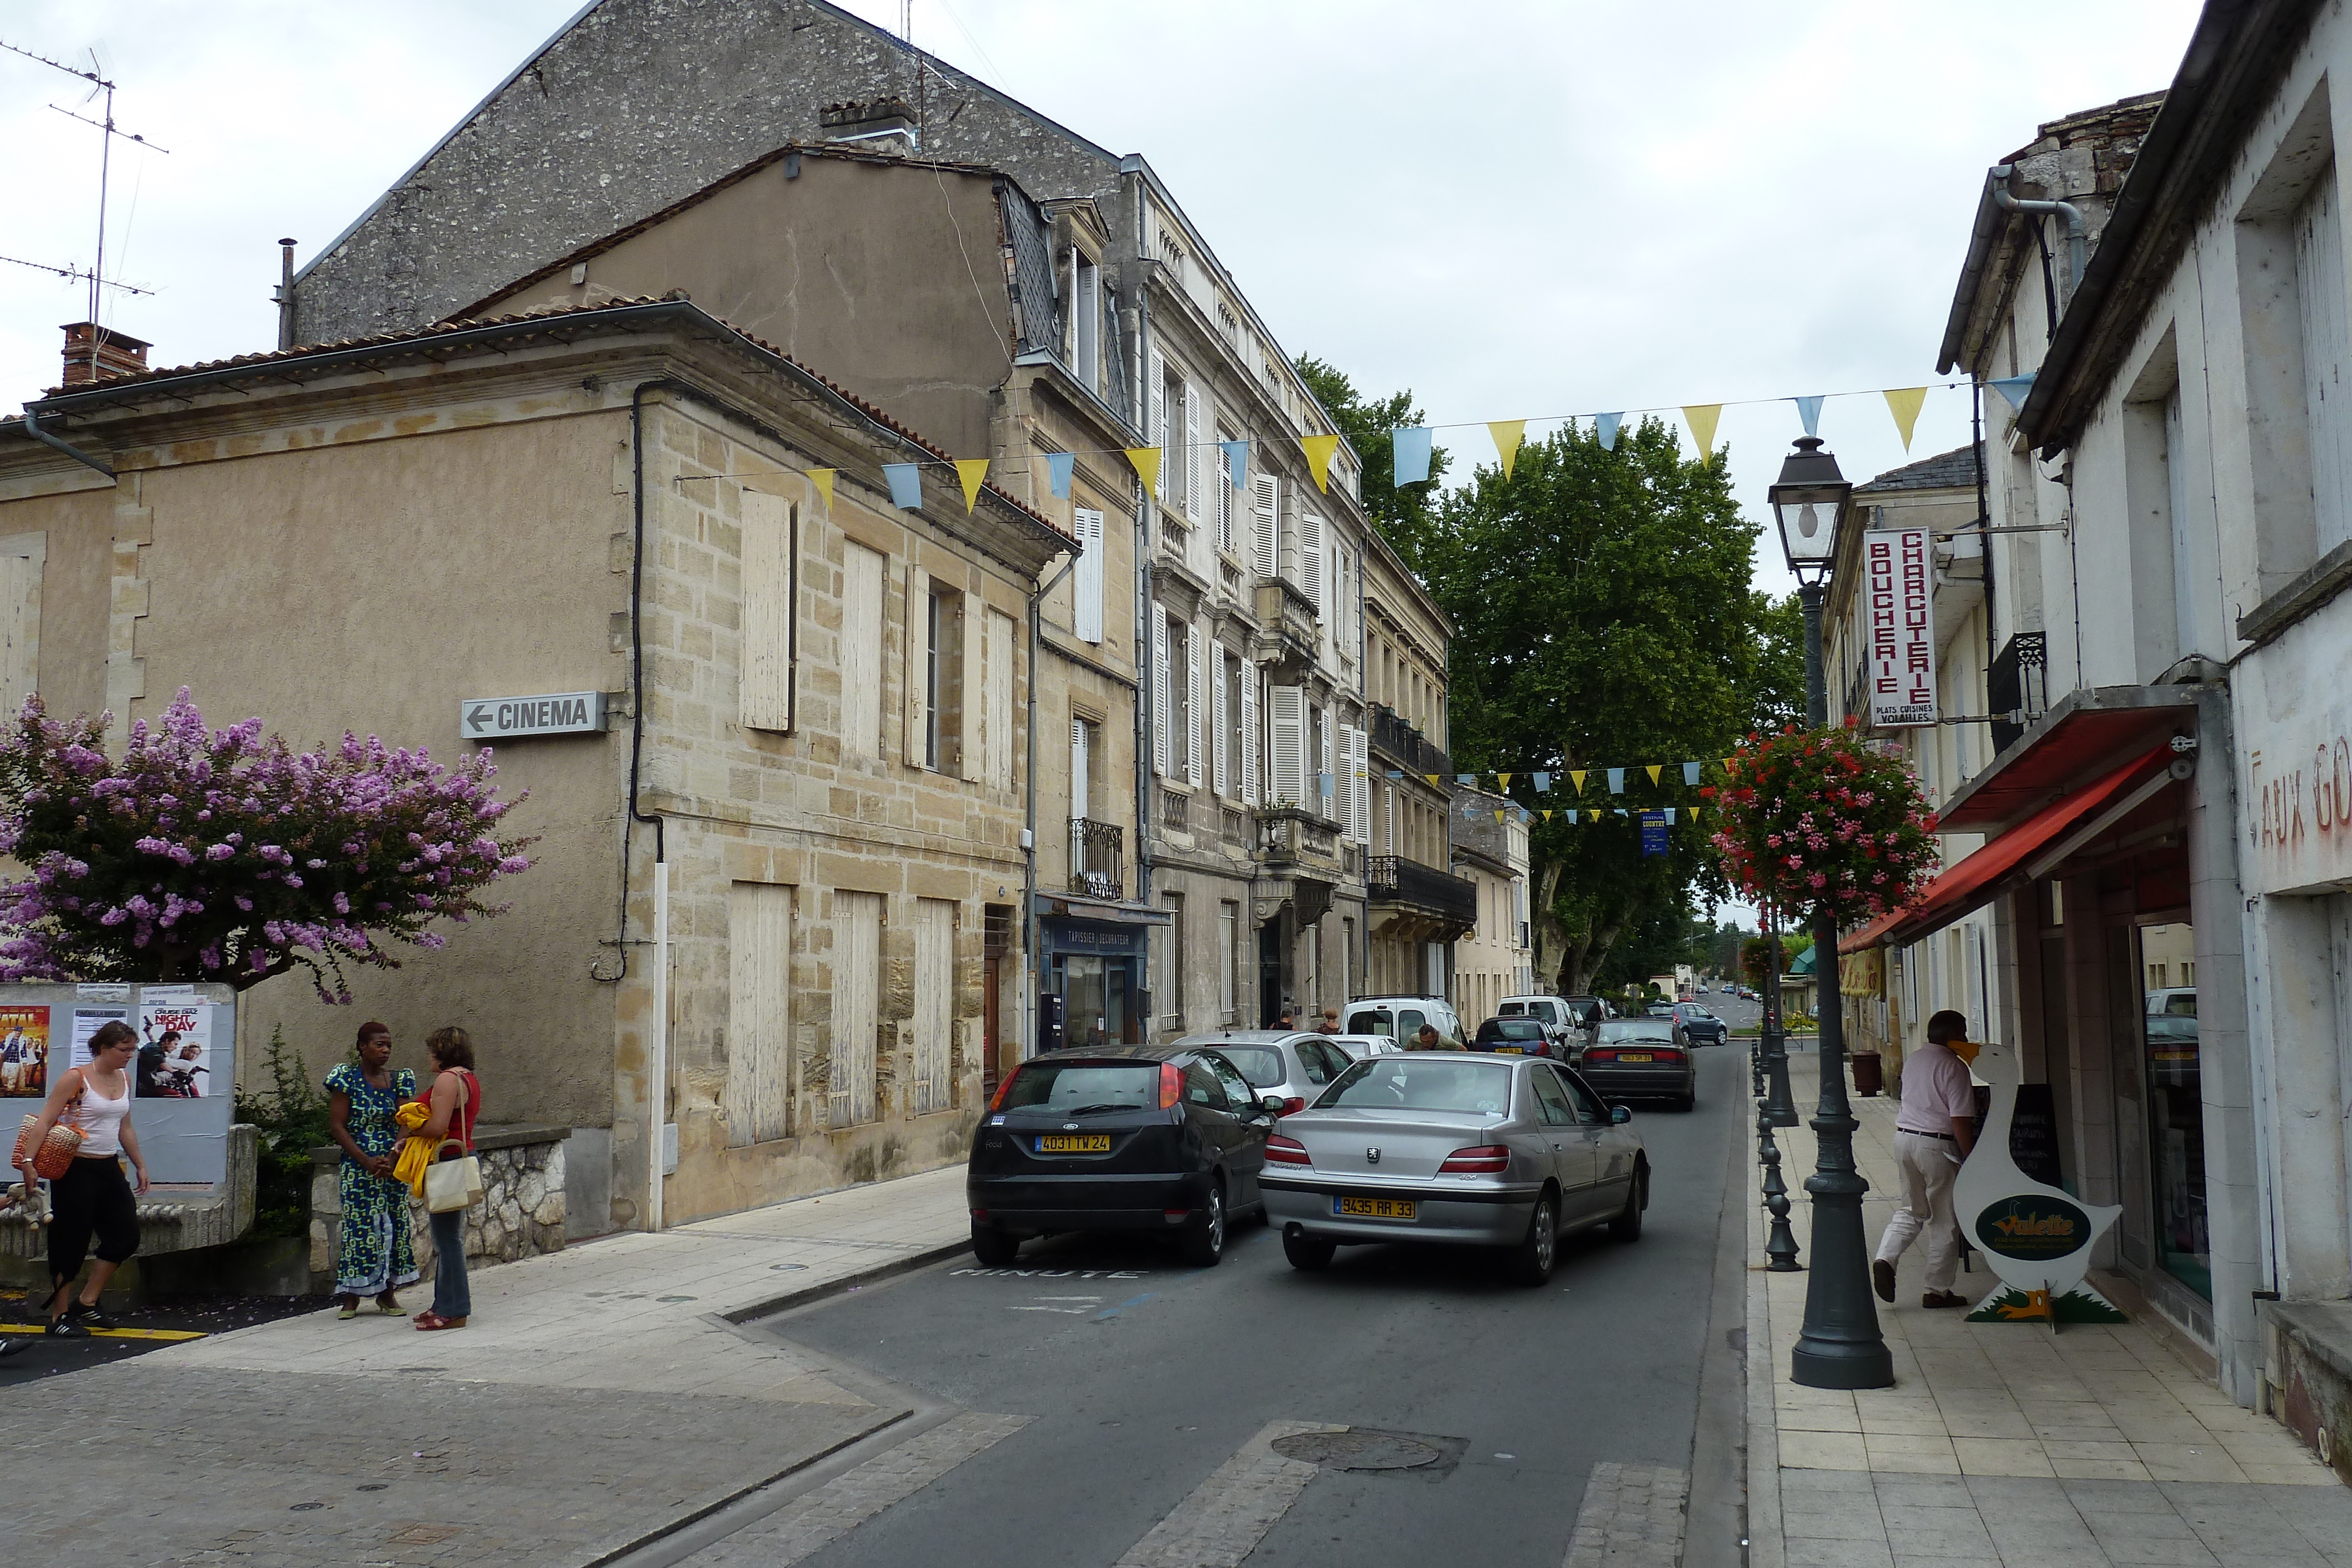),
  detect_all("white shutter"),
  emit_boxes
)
[1384,781,1397,854]
[1152,611,1171,778]
[1070,718,1090,888]
[1073,508,1105,644]
[1148,350,1168,510]
[726,881,793,1145]
[830,890,881,1128]
[1319,708,1335,820]
[1345,725,1365,842]
[984,608,1016,789]
[1187,618,1205,788]
[1240,657,1261,806]
[903,563,928,765]
[1212,651,1229,796]
[911,898,954,1115]
[1184,382,1204,520]
[1300,510,1324,617]
[1271,686,1305,805]
[1252,473,1278,579]
[740,490,794,732]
